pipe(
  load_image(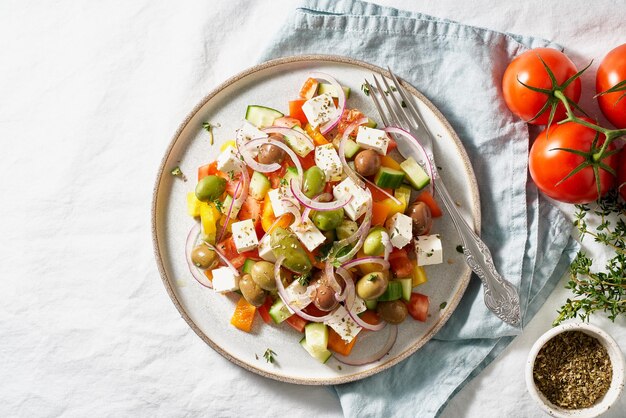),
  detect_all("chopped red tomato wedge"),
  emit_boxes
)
[406,292,430,322]
[285,314,308,333]
[289,99,308,125]
[257,296,274,324]
[388,248,414,277]
[415,191,442,218]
